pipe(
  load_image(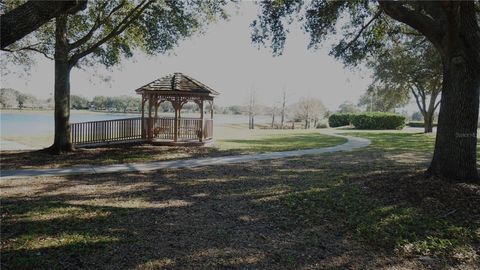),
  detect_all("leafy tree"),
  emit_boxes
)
[357,83,410,113]
[338,101,359,113]
[225,105,242,115]
[90,95,140,112]
[16,93,27,109]
[252,1,480,181]
[0,88,20,108]
[91,96,107,110]
[70,95,89,109]
[4,0,228,153]
[367,38,442,133]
